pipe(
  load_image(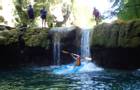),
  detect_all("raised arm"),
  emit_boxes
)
[71,53,78,60]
